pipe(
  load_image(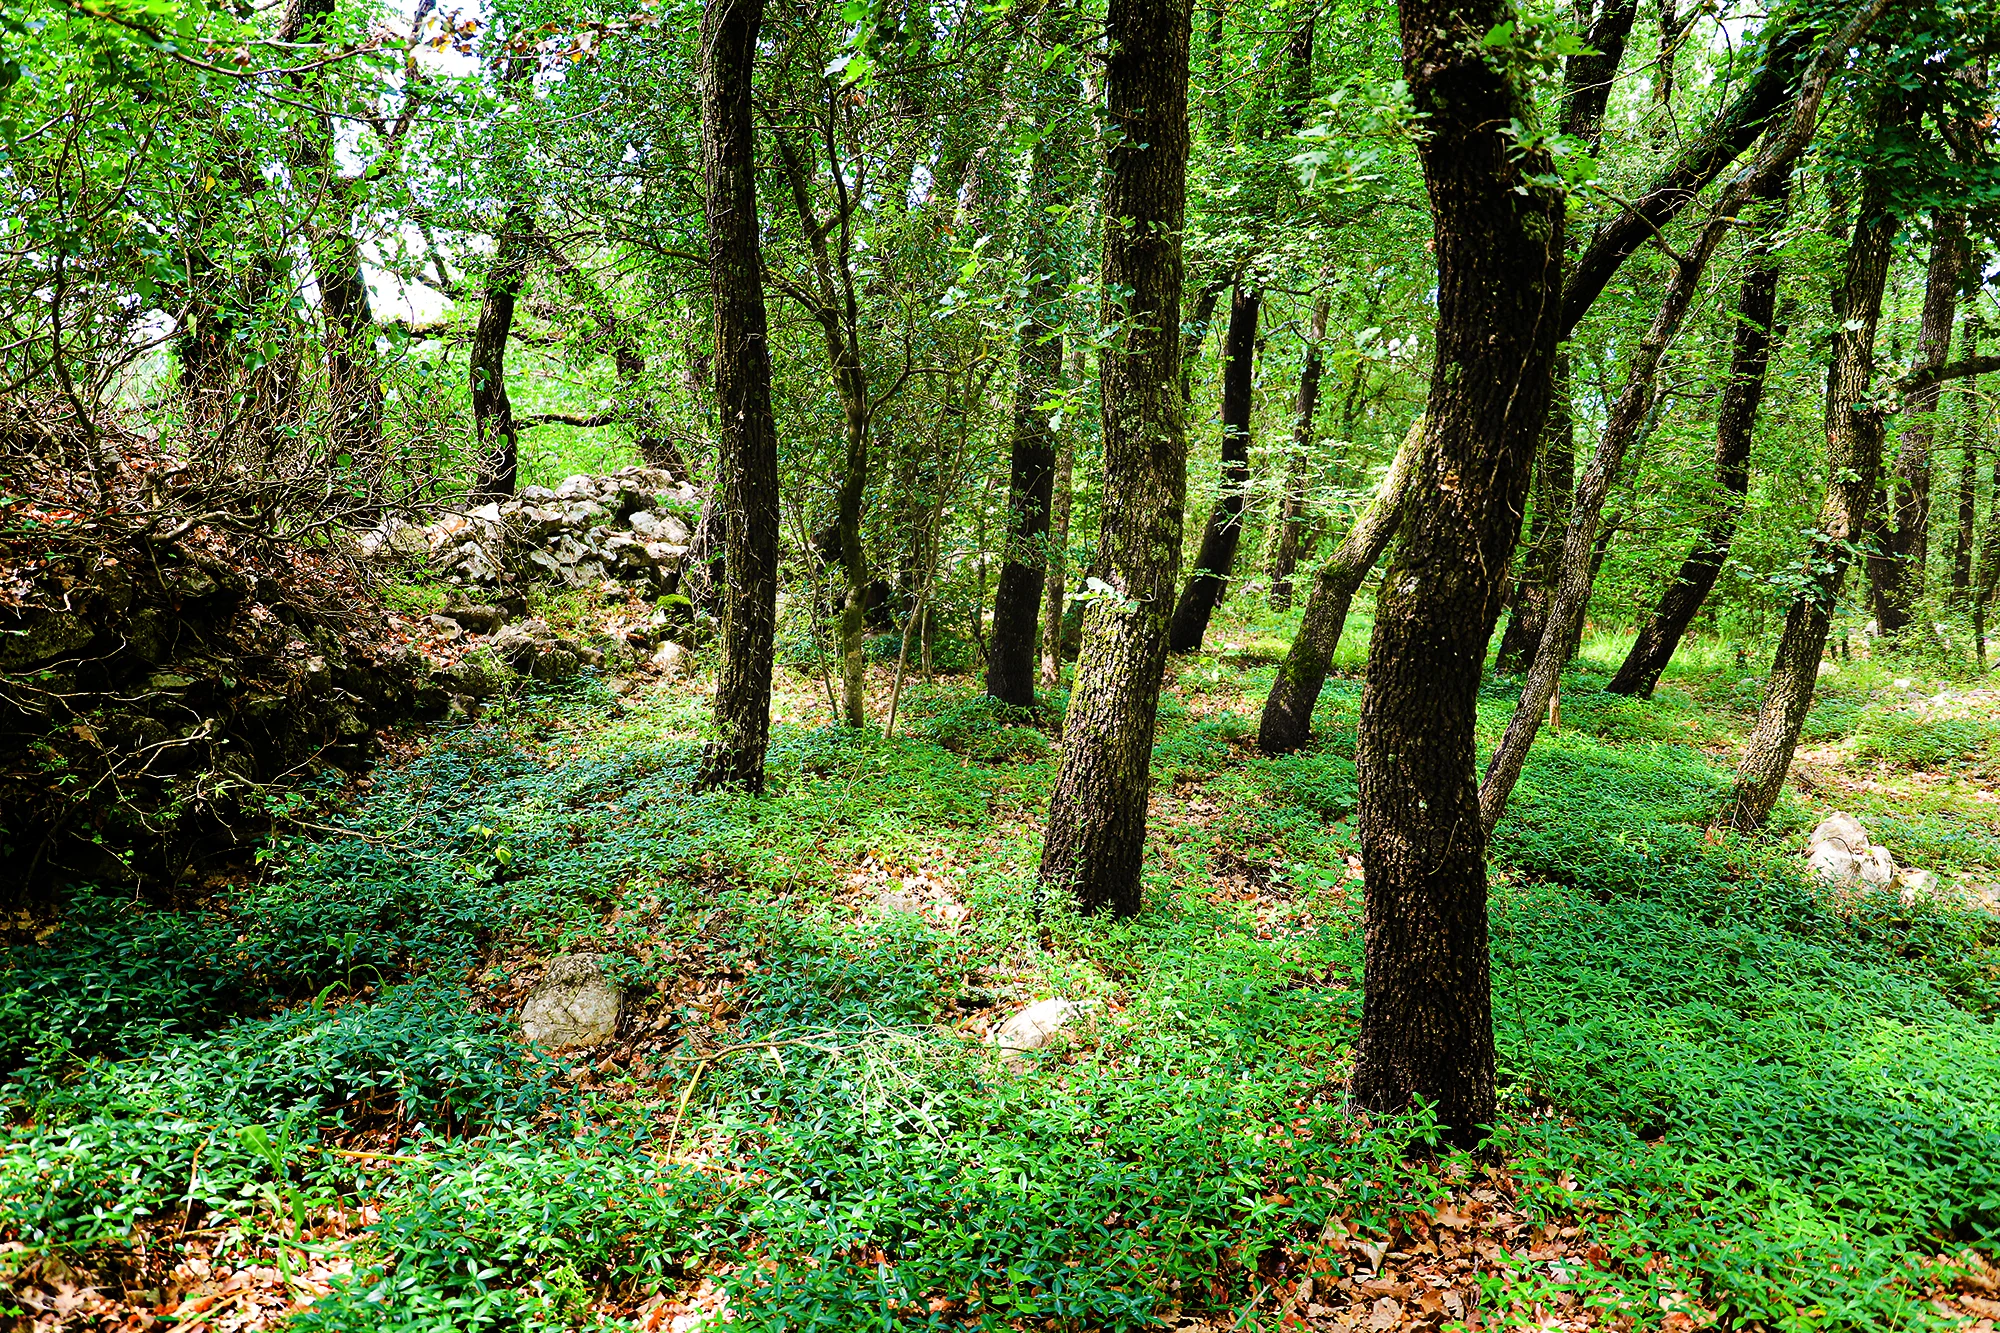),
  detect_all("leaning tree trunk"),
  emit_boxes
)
[1873,211,1964,635]
[1493,356,1573,673]
[1729,131,1899,829]
[1257,417,1420,754]
[1038,0,1193,918]
[1607,174,1791,697]
[1481,3,1886,835]
[695,0,779,792]
[1953,315,1983,601]
[1269,294,1330,611]
[1167,282,1259,651]
[987,16,1081,708]
[471,202,532,498]
[1348,0,1567,1149]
